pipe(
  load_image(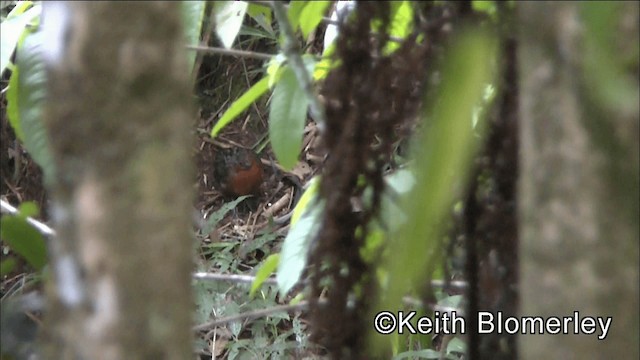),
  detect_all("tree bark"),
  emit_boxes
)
[40,2,194,358]
[518,2,639,359]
